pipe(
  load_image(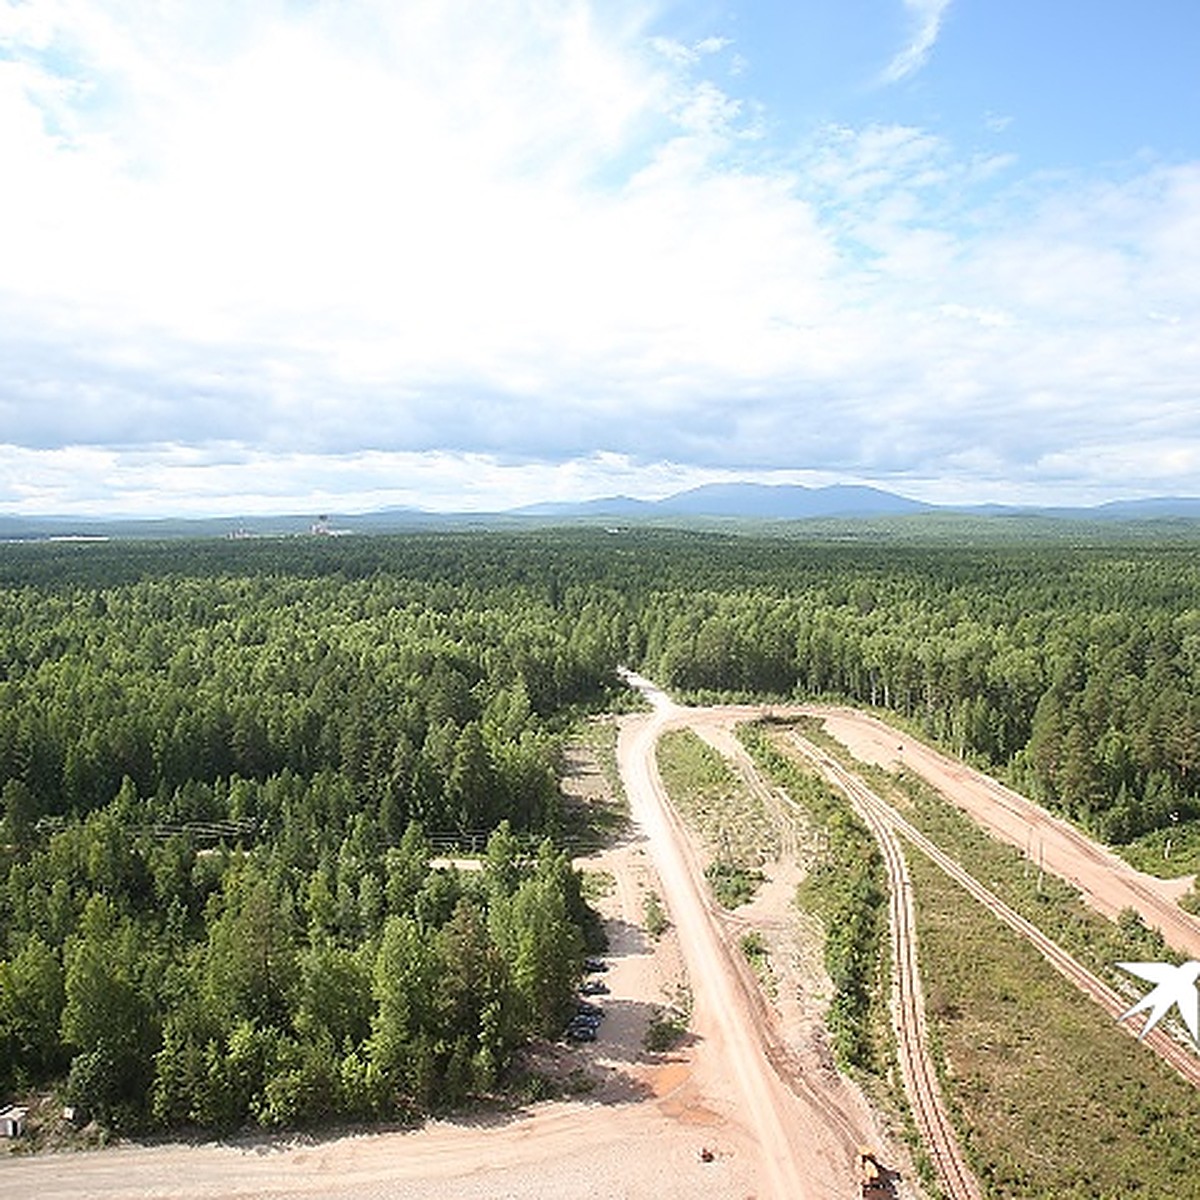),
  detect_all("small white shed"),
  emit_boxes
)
[0,1105,27,1137]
